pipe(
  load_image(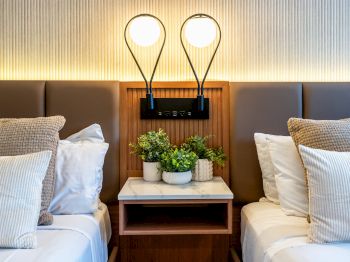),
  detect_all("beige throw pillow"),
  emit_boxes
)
[299,145,350,243]
[0,116,66,225]
[288,117,350,184]
[0,151,52,248]
[288,118,350,153]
